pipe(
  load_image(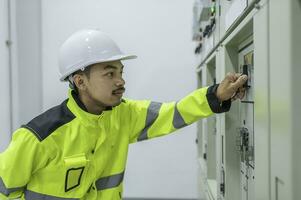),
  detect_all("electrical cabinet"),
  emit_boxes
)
[193,0,301,200]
